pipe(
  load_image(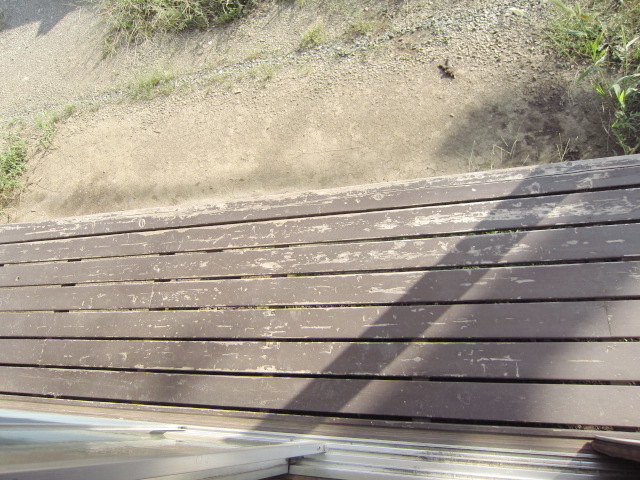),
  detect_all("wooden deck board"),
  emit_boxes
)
[1,223,637,287]
[0,155,638,435]
[1,367,638,426]
[0,301,625,339]
[0,261,637,310]
[1,187,638,265]
[1,339,637,380]
[0,156,638,244]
